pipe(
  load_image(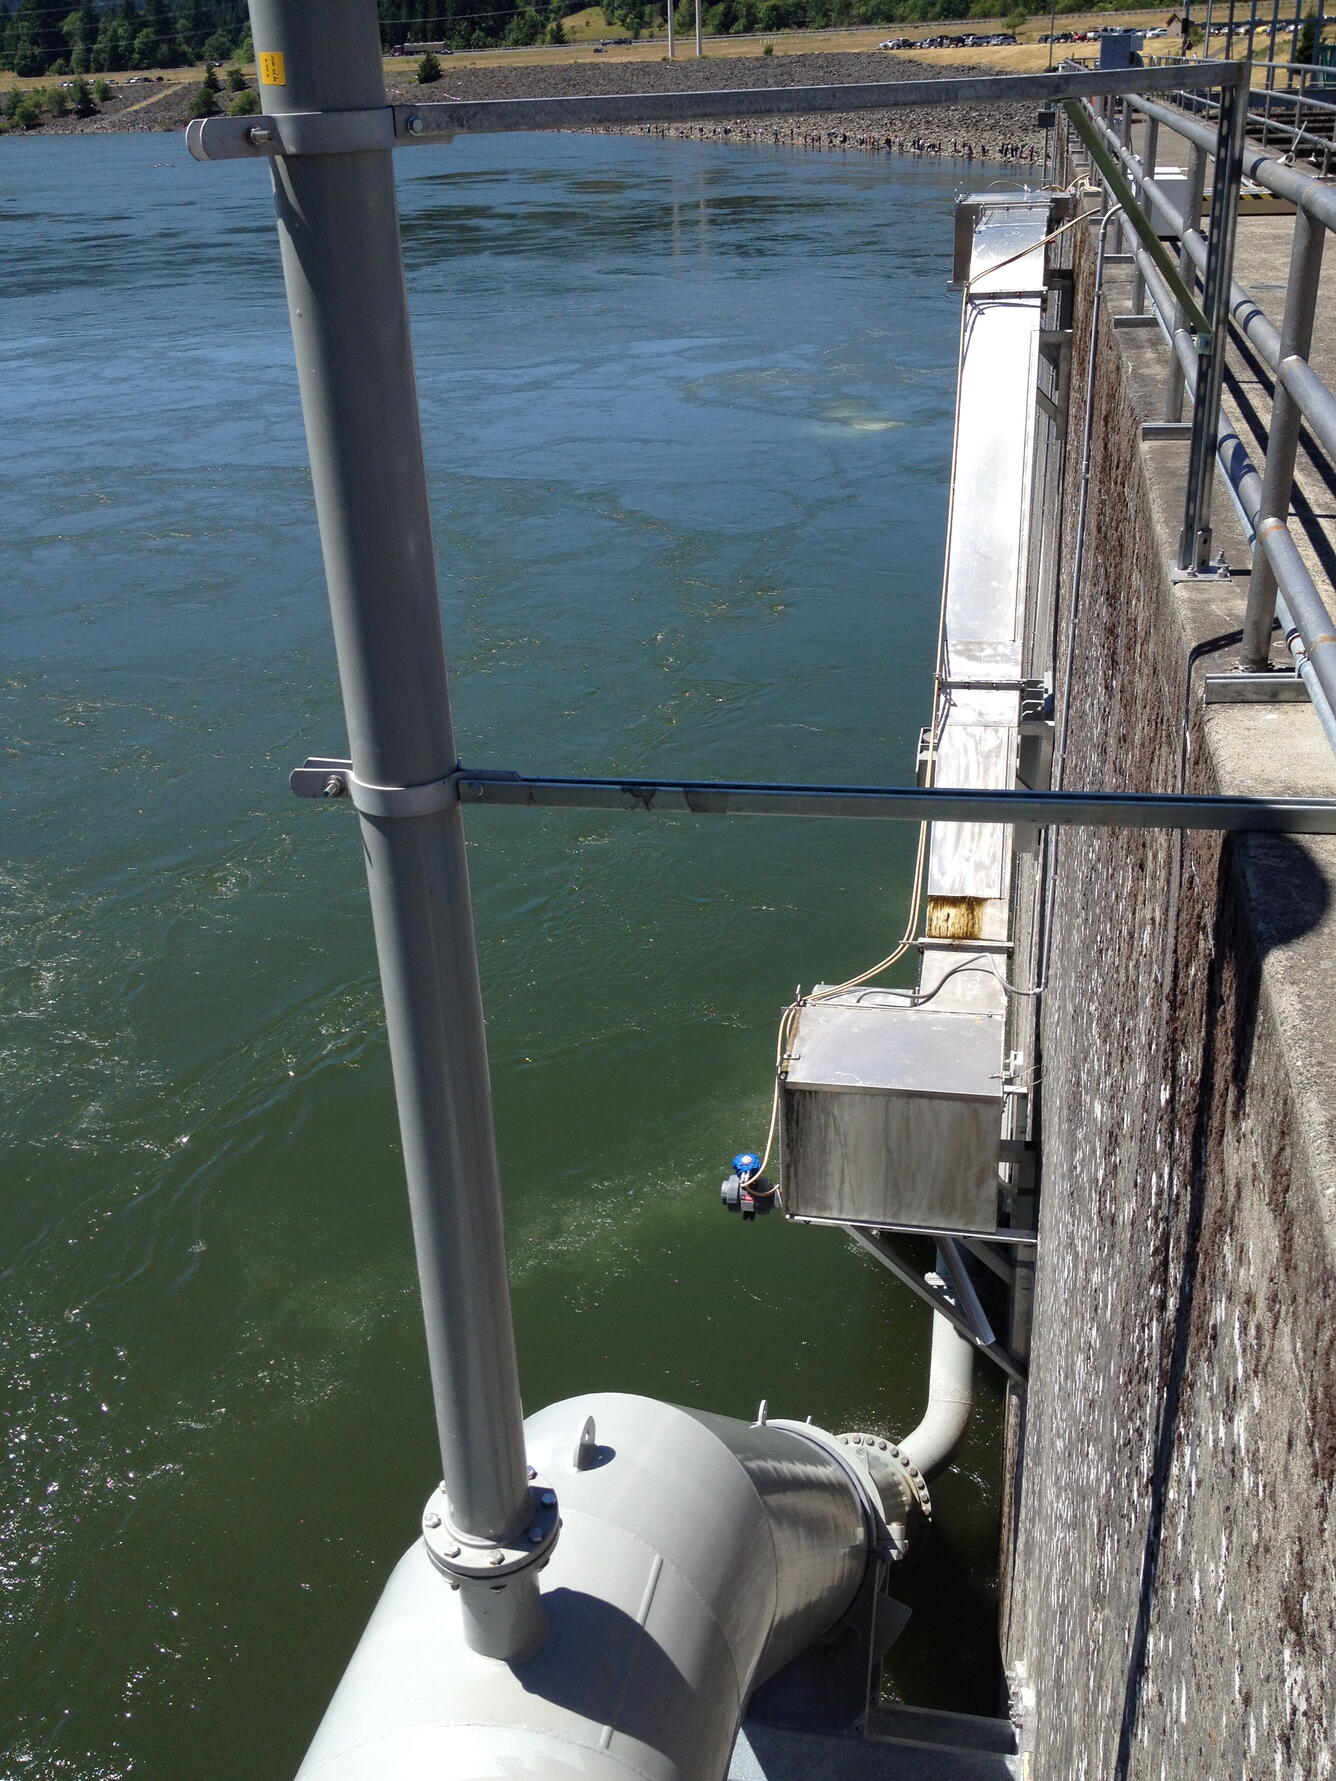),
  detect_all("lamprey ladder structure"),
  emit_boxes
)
[188,4,1336,1774]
